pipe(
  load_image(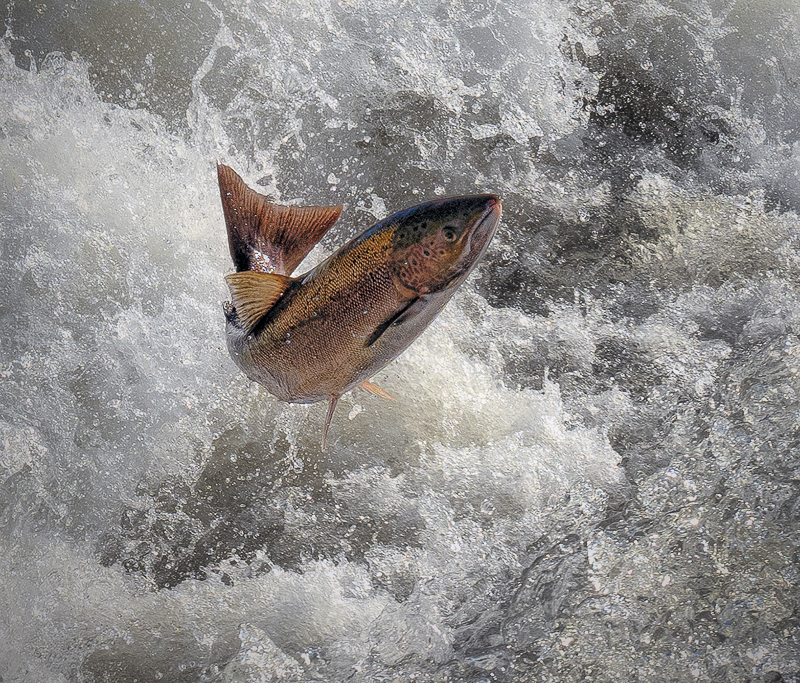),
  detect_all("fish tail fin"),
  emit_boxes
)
[217,164,342,275]
[322,395,340,451]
